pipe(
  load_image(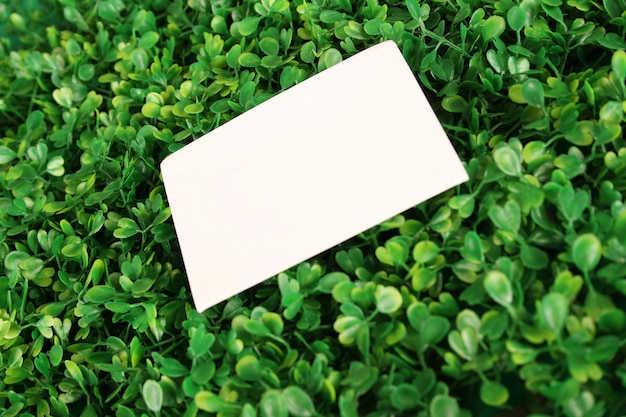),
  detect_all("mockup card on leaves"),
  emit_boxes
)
[161,40,469,312]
